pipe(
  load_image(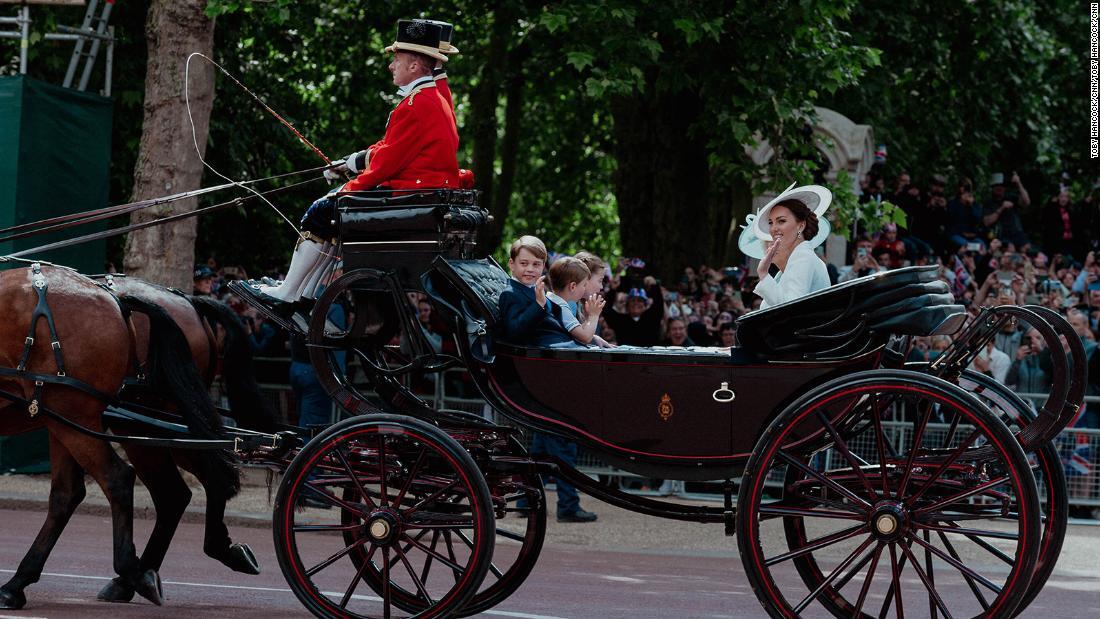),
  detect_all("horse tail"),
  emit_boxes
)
[188,296,277,433]
[119,295,241,498]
